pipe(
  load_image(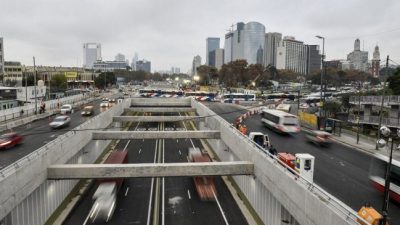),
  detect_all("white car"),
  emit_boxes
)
[49,116,71,129]
[100,101,109,108]
[60,104,73,114]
